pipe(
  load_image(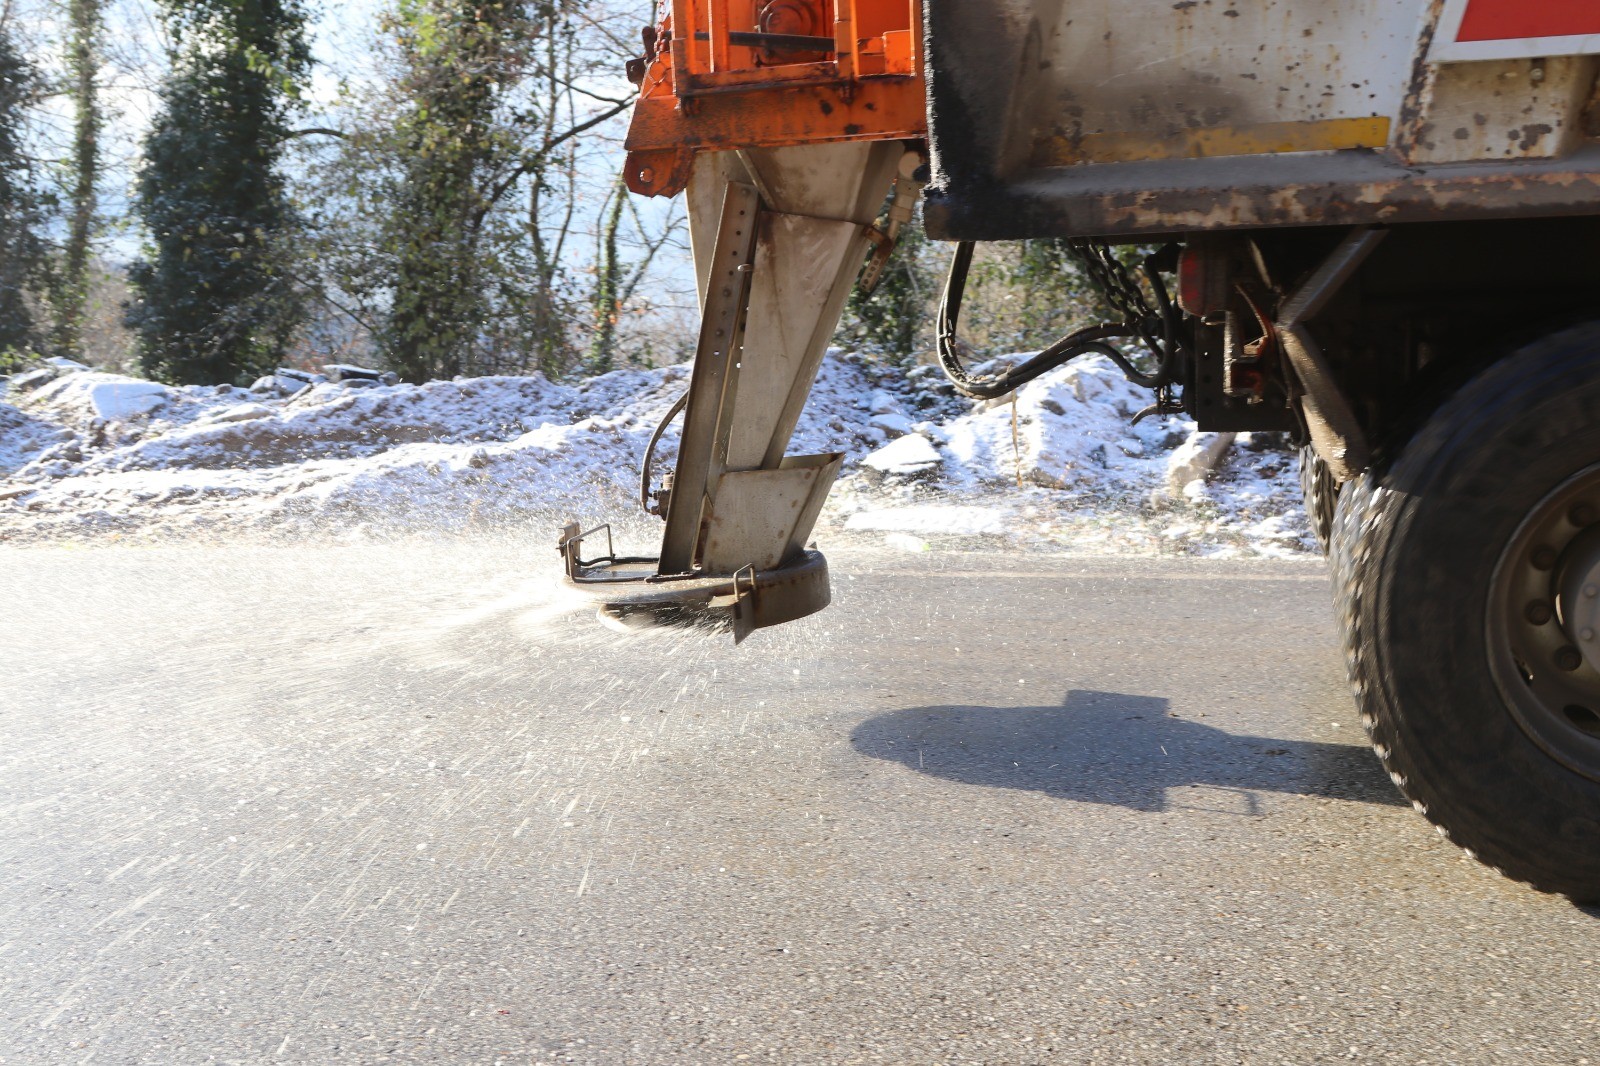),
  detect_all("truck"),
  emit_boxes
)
[557,0,1600,901]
